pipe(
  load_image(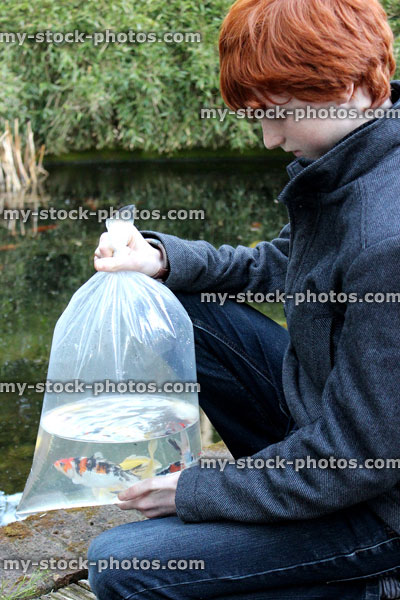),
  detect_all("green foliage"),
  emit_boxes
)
[0,569,48,600]
[1,0,398,155]
[0,0,254,155]
[382,0,400,67]
[383,0,400,34]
